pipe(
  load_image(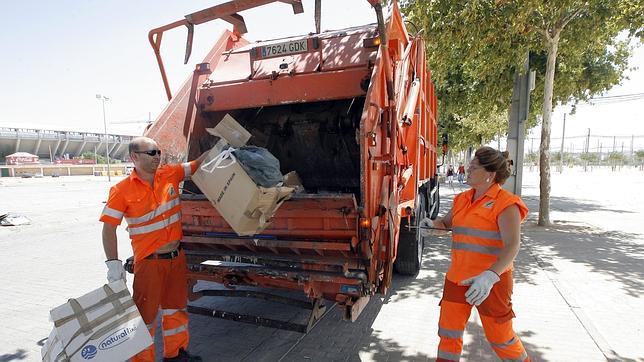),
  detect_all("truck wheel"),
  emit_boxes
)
[394,197,424,275]
[430,183,440,220]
